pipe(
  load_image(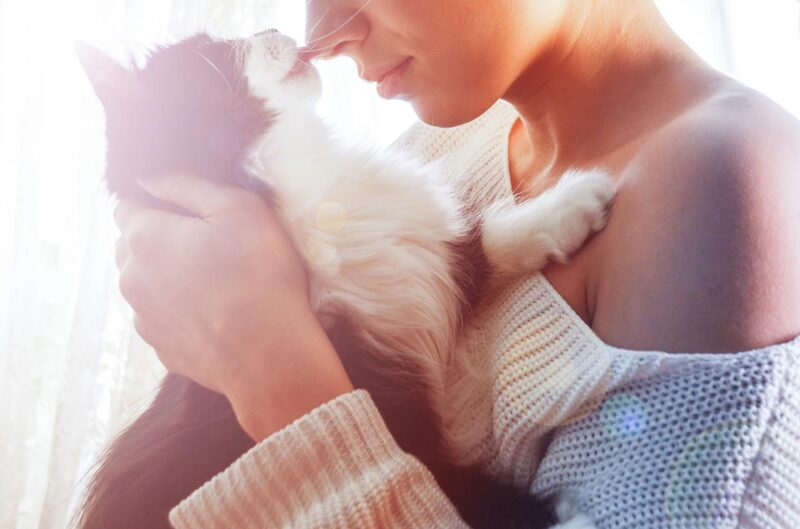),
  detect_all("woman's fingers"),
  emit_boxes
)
[114,198,148,231]
[115,200,196,260]
[133,312,184,373]
[118,259,151,312]
[115,236,128,270]
[124,211,165,258]
[136,173,252,219]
